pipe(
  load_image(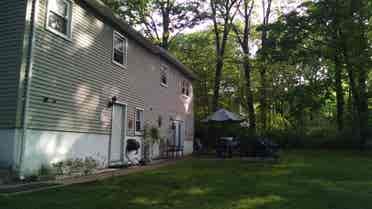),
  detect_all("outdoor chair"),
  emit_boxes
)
[165,143,184,159]
[216,138,234,158]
